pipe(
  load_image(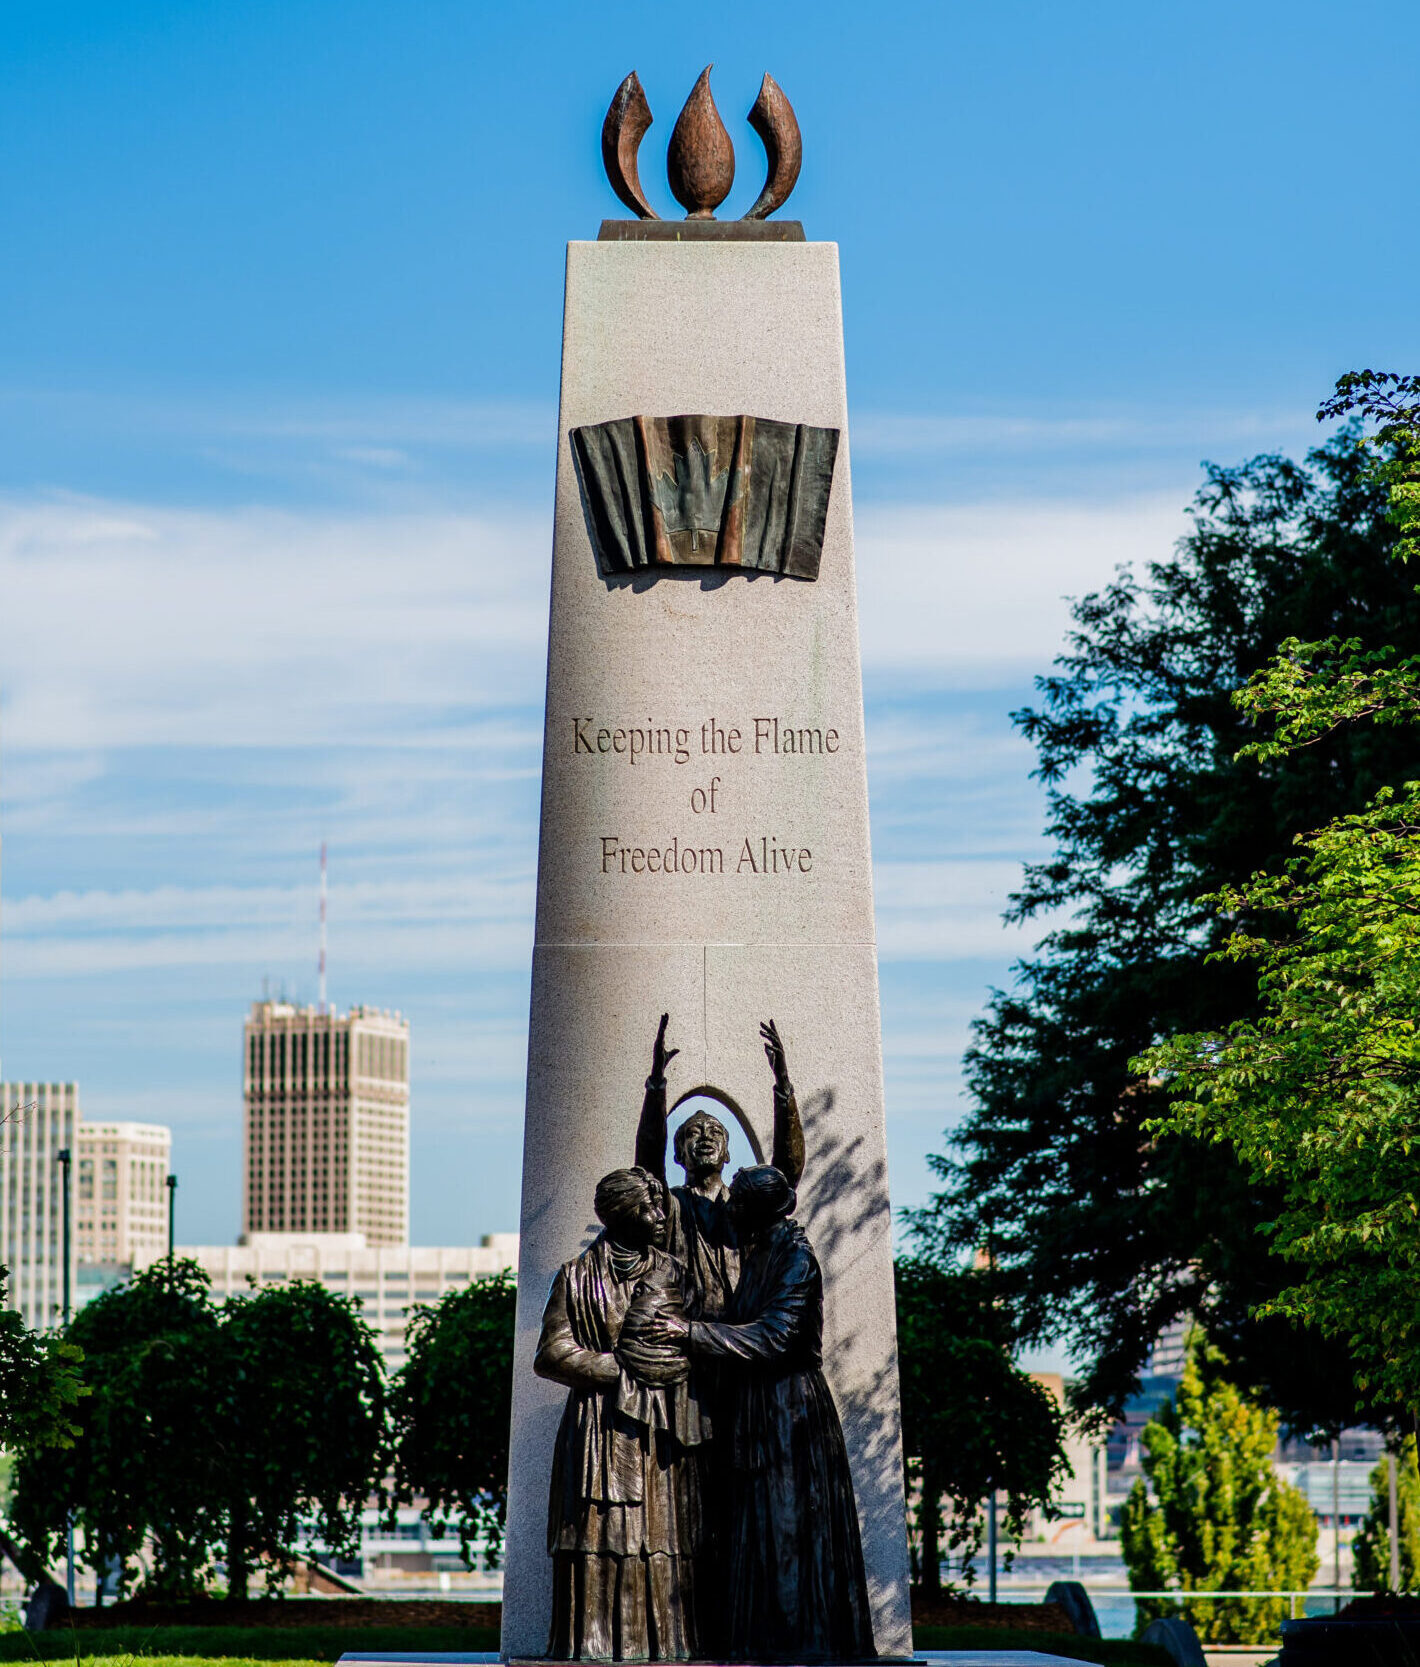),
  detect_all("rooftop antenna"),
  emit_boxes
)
[318,841,328,1015]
